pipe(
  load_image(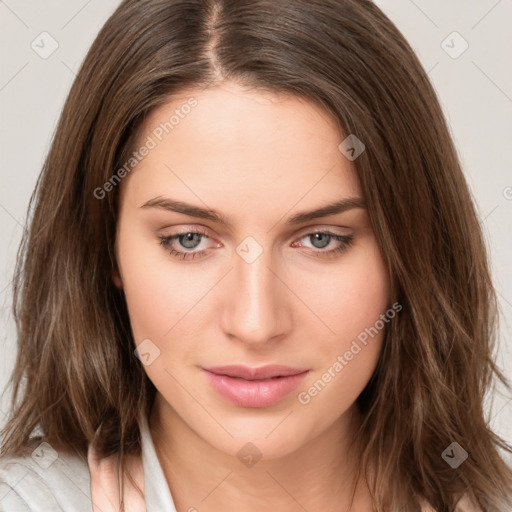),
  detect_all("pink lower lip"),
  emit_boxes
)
[204,370,310,408]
